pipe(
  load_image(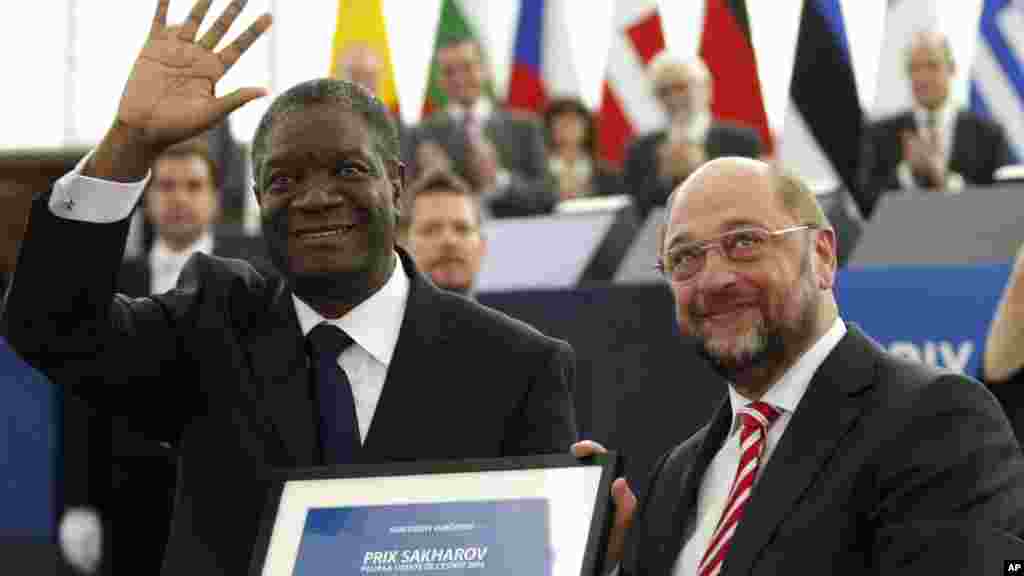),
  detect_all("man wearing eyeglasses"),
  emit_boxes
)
[576,157,1024,574]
